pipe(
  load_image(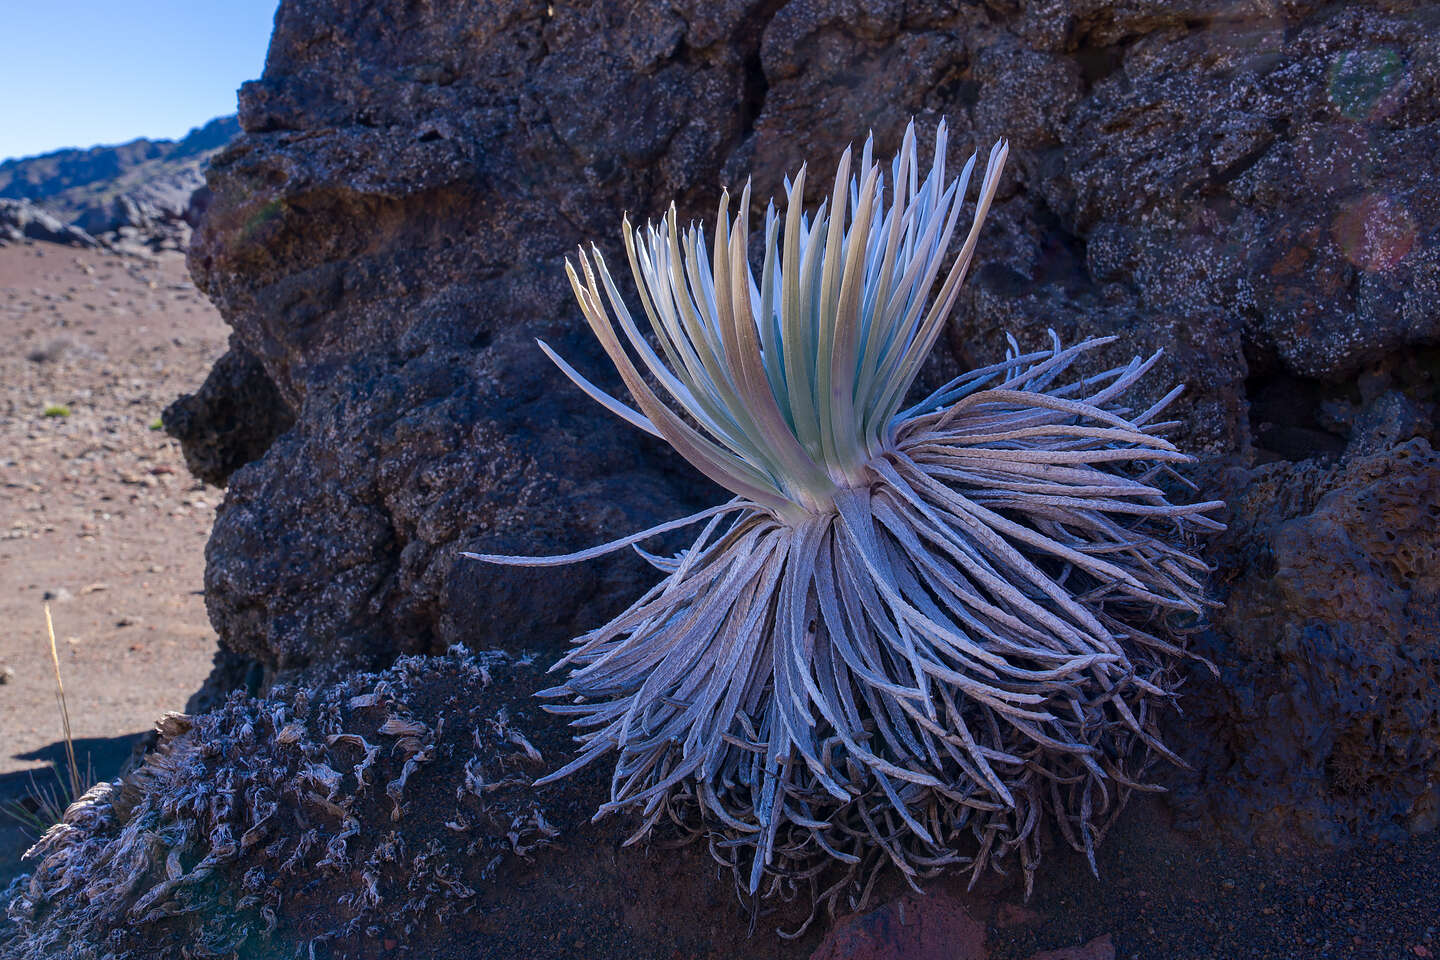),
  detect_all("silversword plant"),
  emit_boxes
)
[469,121,1223,918]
